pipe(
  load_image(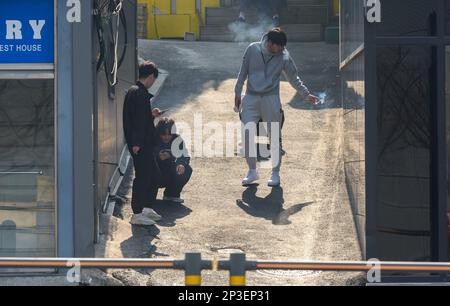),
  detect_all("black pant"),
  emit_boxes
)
[256,108,285,141]
[129,147,160,214]
[240,0,282,17]
[159,164,193,198]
